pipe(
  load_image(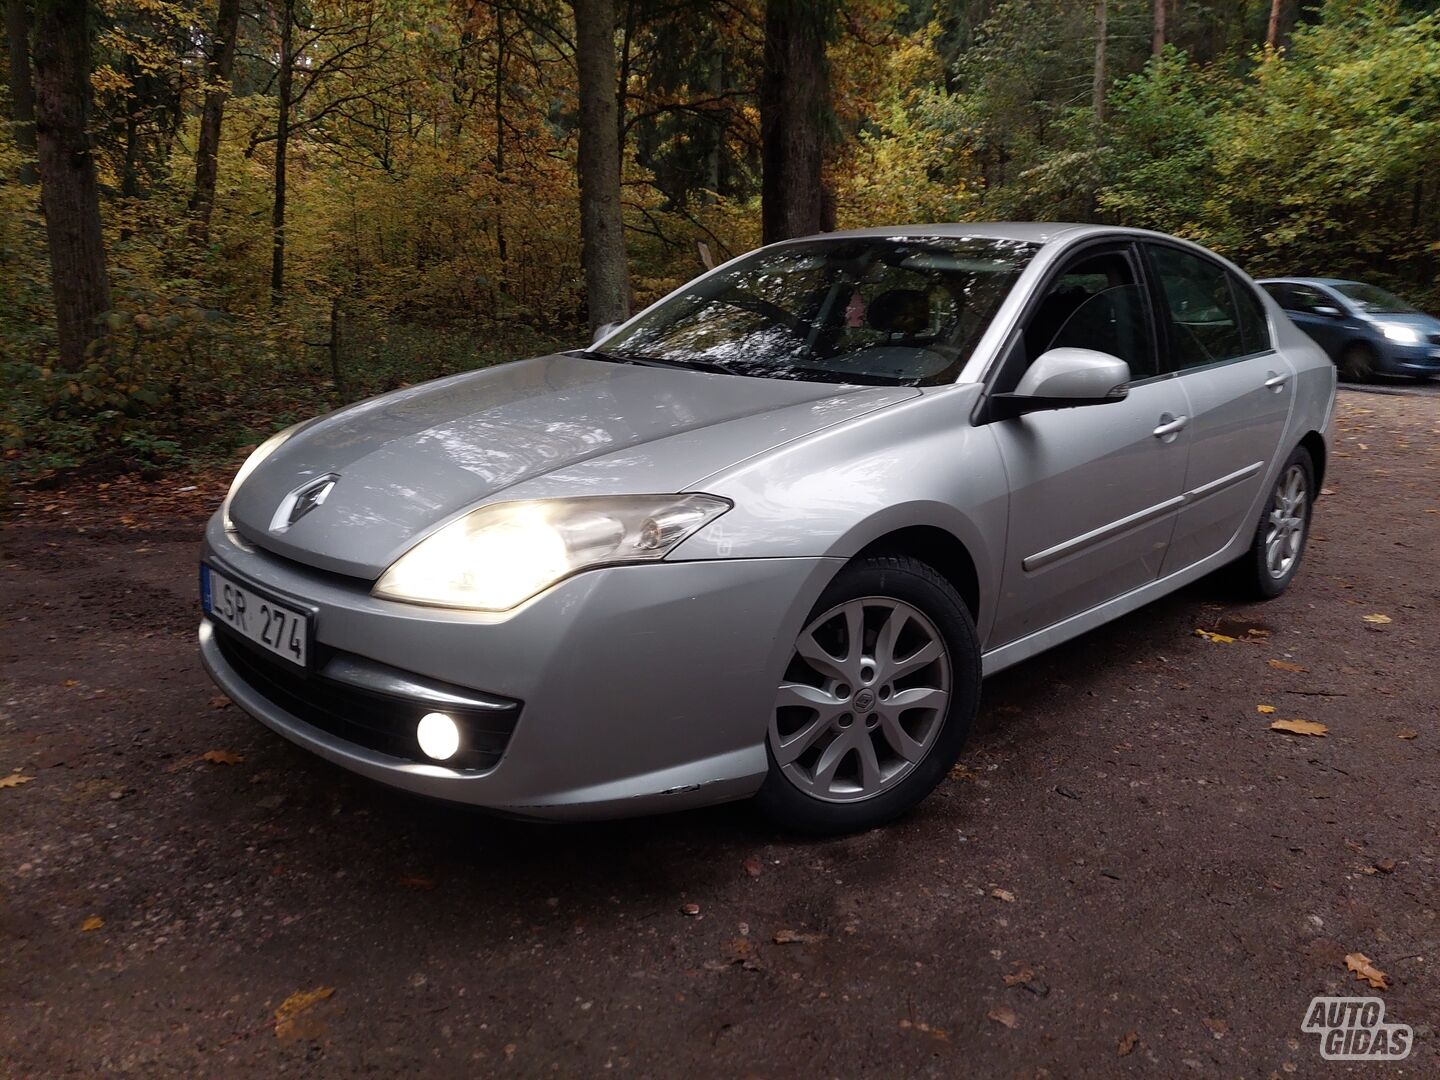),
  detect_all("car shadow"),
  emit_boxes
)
[222,564,1265,942]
